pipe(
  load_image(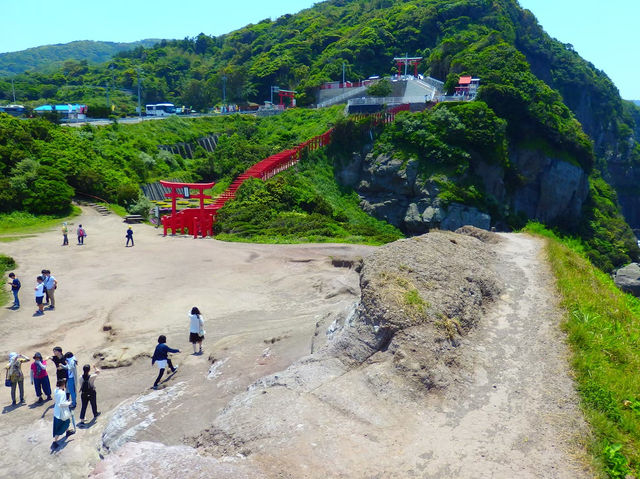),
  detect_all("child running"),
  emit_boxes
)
[151,335,179,390]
